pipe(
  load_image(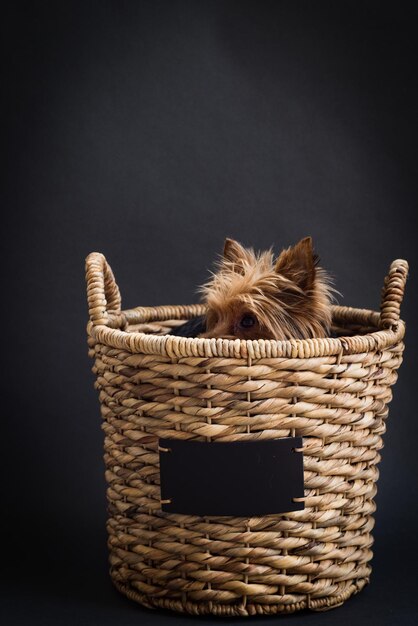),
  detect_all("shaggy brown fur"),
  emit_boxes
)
[199,237,335,340]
